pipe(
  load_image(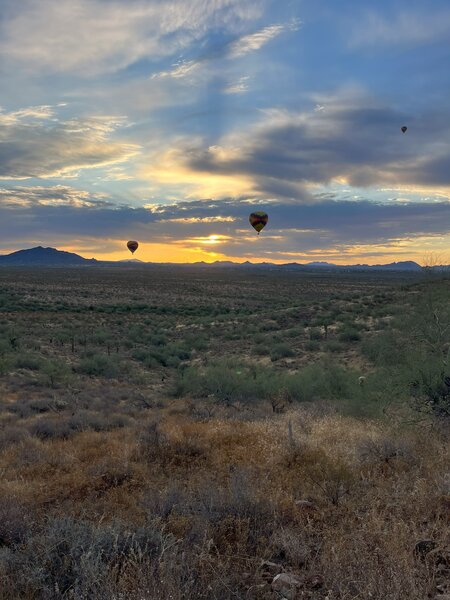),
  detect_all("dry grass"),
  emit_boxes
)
[0,406,448,599]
